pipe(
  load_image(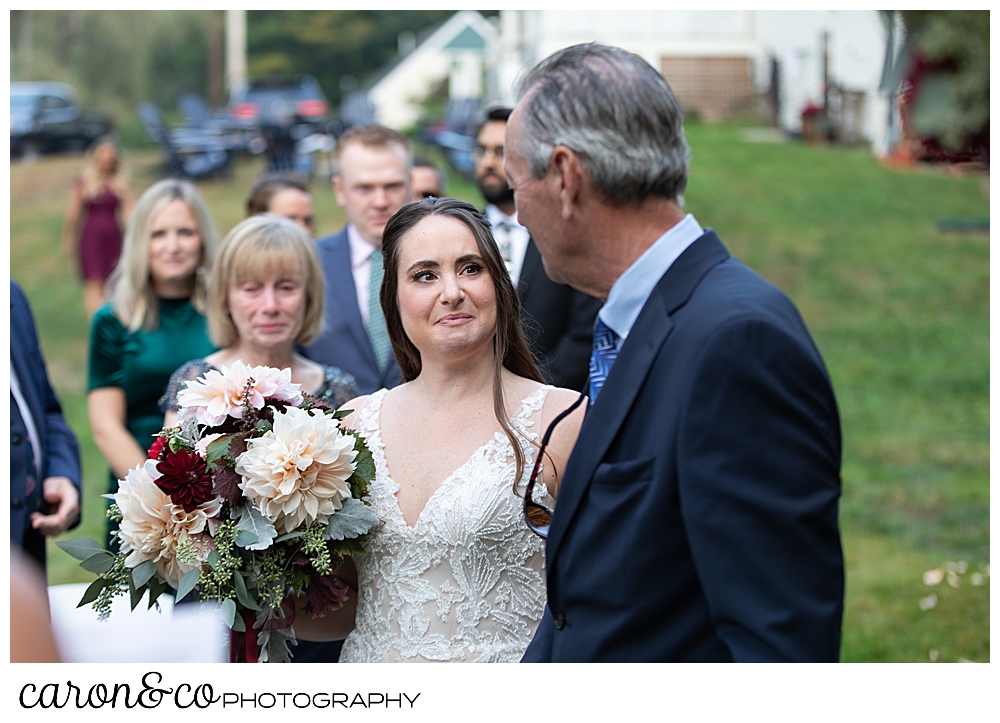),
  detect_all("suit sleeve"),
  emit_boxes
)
[543,290,602,392]
[11,283,83,523]
[677,318,844,662]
